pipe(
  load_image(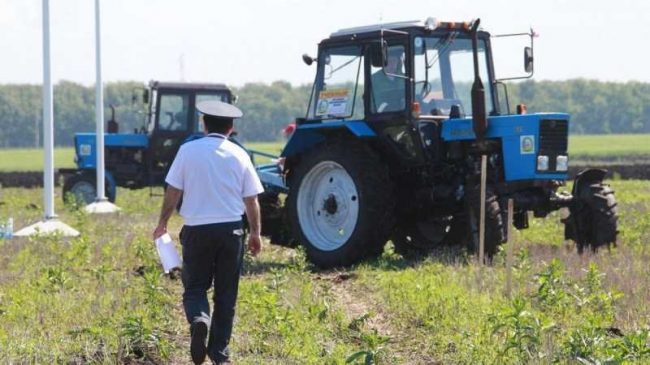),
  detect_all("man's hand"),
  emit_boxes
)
[247,234,262,256]
[153,185,182,242]
[153,224,167,241]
